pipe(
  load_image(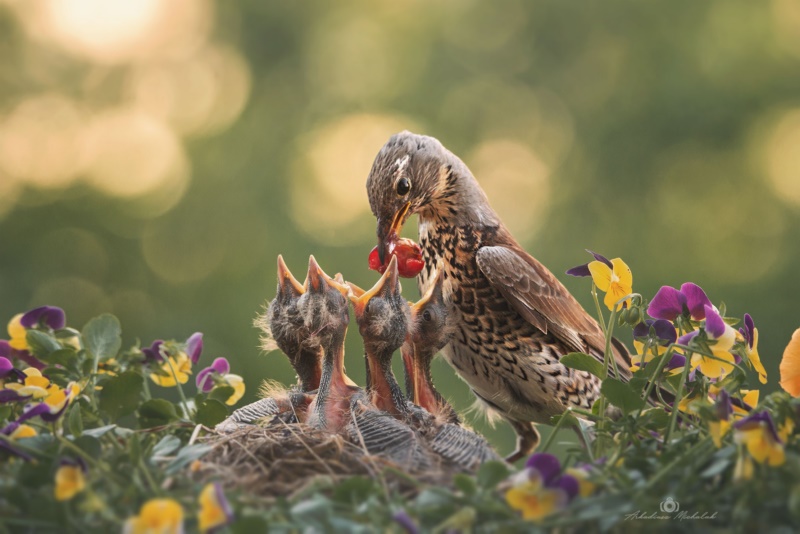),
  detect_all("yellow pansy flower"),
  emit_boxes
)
[7,314,29,351]
[150,352,192,387]
[55,461,86,501]
[198,483,233,533]
[588,258,633,311]
[222,374,245,406]
[124,498,184,534]
[734,411,785,466]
